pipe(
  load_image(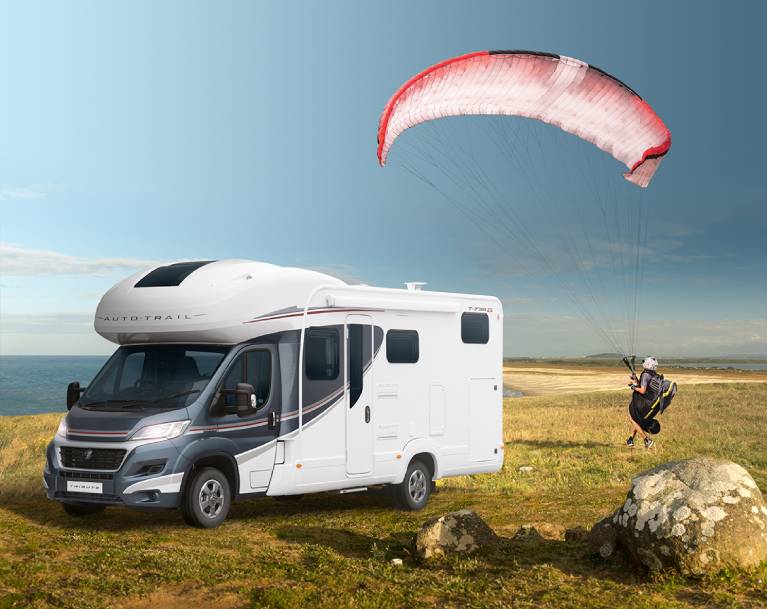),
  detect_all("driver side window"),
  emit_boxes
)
[214,350,272,415]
